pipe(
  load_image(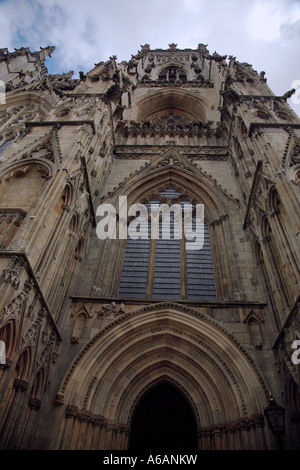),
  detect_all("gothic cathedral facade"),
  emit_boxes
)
[0,43,299,450]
